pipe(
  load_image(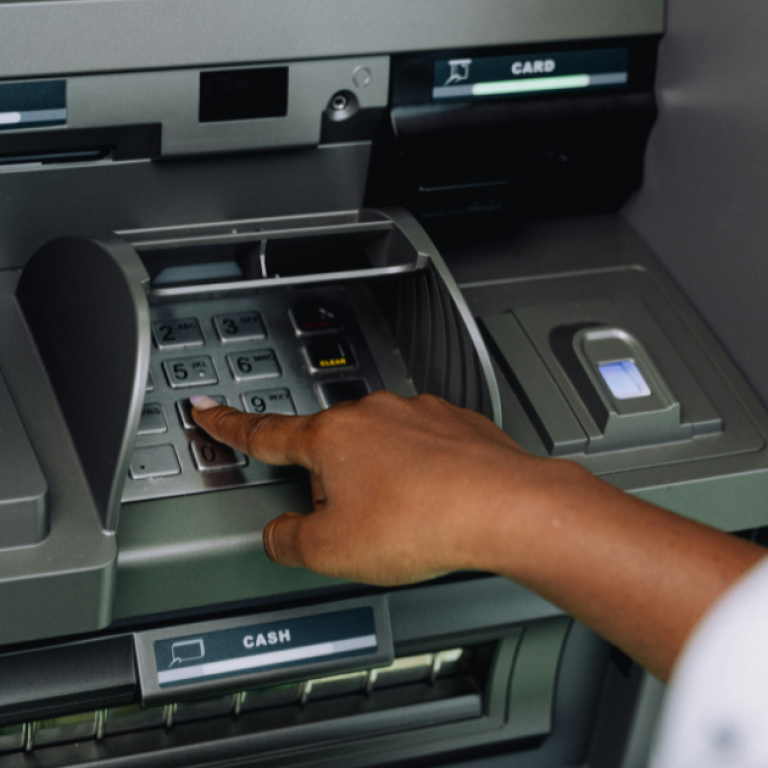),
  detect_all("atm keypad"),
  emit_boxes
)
[242,389,296,415]
[151,318,205,350]
[163,356,219,388]
[124,289,384,503]
[226,350,281,381]
[189,436,247,473]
